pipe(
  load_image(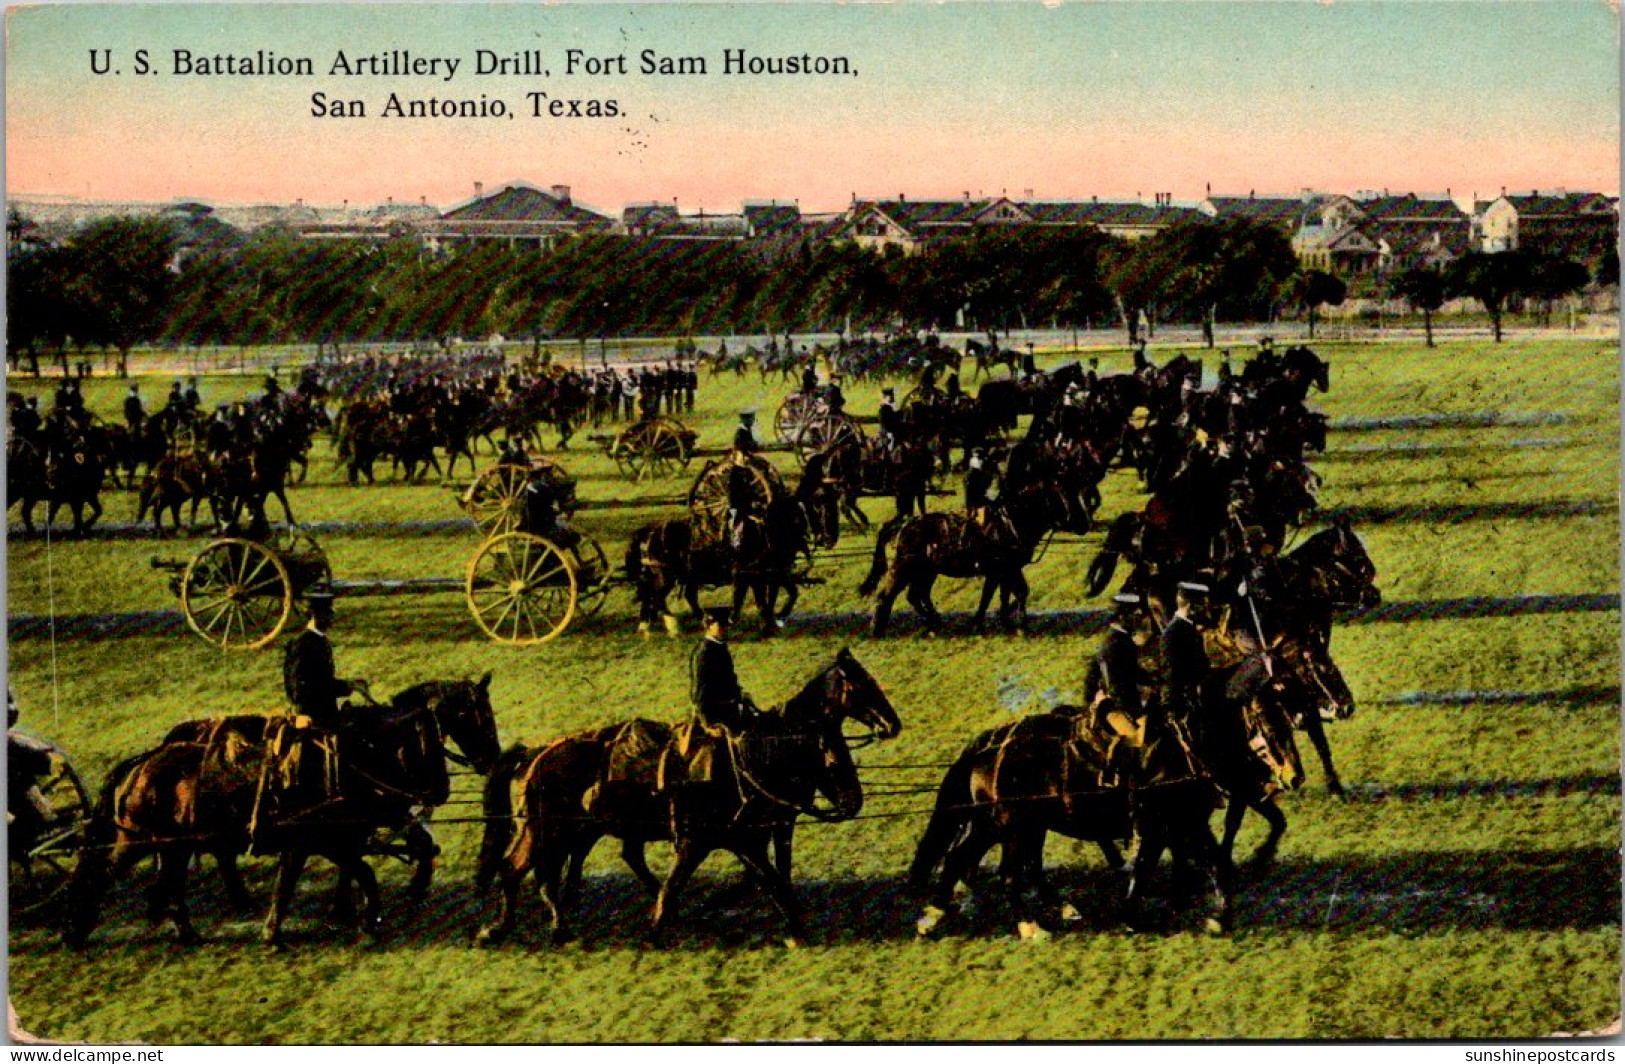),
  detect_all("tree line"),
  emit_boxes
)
[6,207,1611,375]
